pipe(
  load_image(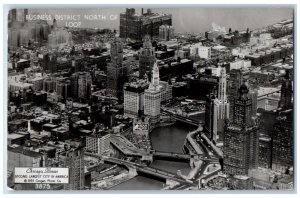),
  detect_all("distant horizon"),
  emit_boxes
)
[23,7,293,34]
